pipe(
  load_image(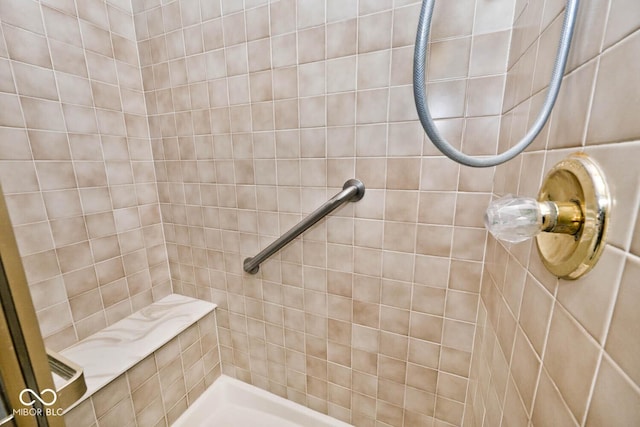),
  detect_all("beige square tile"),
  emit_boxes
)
[327,93,355,126]
[0,160,39,194]
[298,26,325,64]
[12,62,57,101]
[603,0,640,49]
[451,227,486,261]
[27,131,68,162]
[270,33,295,69]
[544,303,600,421]
[299,96,325,129]
[269,0,295,36]
[135,397,164,426]
[442,318,474,352]
[431,0,475,40]
[428,37,471,81]
[378,355,406,385]
[0,58,13,93]
[630,213,640,258]
[501,376,528,427]
[13,222,53,258]
[36,300,73,338]
[101,278,129,309]
[420,157,460,191]
[532,368,579,426]
[327,57,356,94]
[454,193,491,228]
[356,51,390,91]
[273,67,298,100]
[404,386,435,418]
[466,76,505,117]
[557,245,625,343]
[425,79,467,119]
[583,142,640,250]
[386,123,421,158]
[68,286,104,324]
[416,192,454,226]
[409,312,443,343]
[97,395,135,427]
[518,273,552,357]
[93,374,129,418]
[381,221,415,253]
[413,255,449,290]
[566,0,609,71]
[606,255,640,385]
[435,395,464,426]
[64,398,97,427]
[462,116,500,156]
[474,0,515,34]
[385,158,420,190]
[355,87,388,125]
[359,0,391,15]
[376,400,404,426]
[510,326,541,413]
[587,30,640,145]
[437,371,467,403]
[440,347,470,378]
[586,355,640,426]
[387,46,412,88]
[416,225,452,257]
[327,19,356,59]
[445,290,478,323]
[406,362,437,393]
[0,0,45,34]
[388,85,420,122]
[548,60,597,149]
[358,11,392,53]
[222,11,246,46]
[245,5,269,41]
[390,3,418,48]
[381,250,413,282]
[3,24,52,68]
[469,30,510,77]
[327,0,356,22]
